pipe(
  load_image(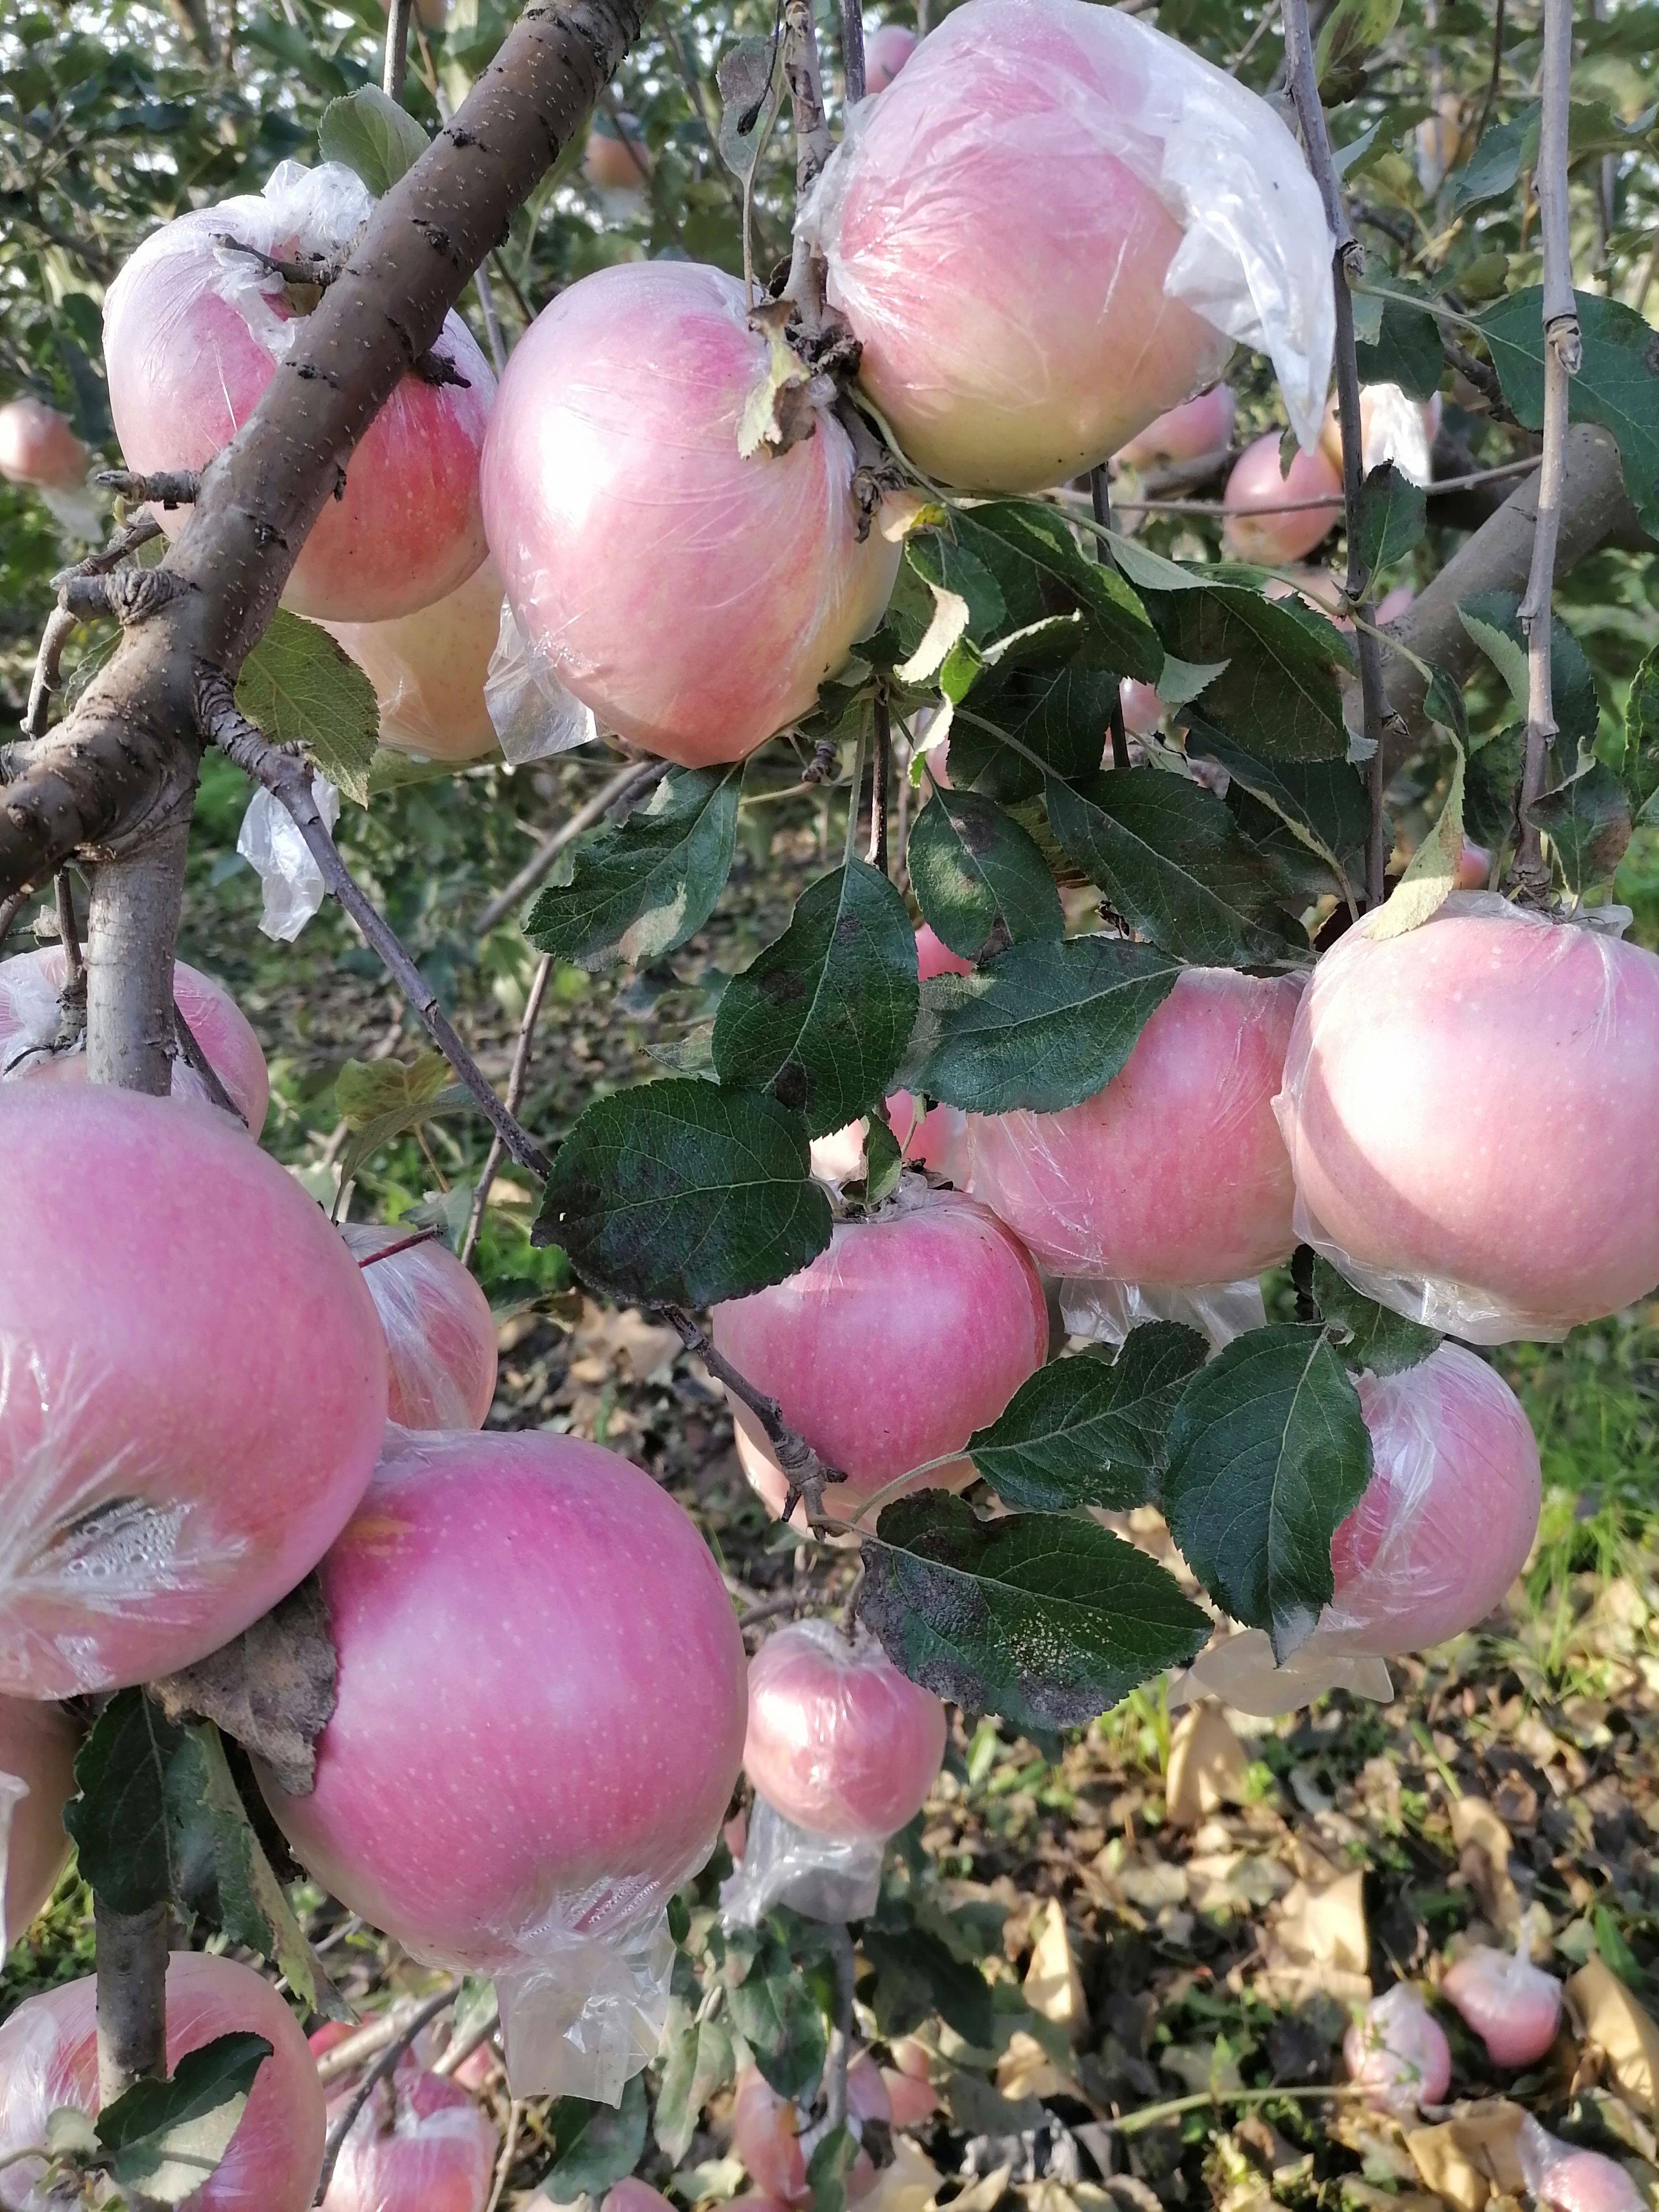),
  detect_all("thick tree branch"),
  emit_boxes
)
[94,1898,169,2101]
